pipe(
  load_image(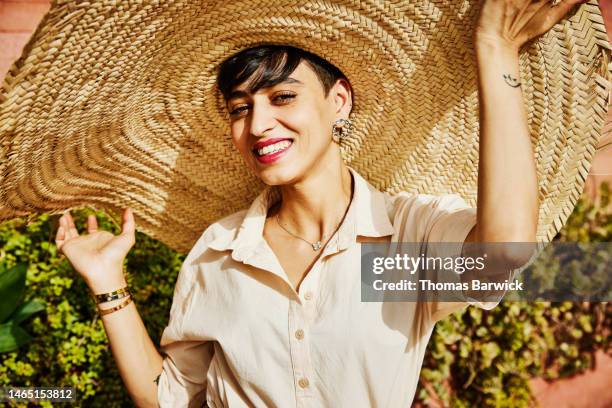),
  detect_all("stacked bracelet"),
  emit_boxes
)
[92,285,133,316]
[98,295,133,316]
[93,286,131,304]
